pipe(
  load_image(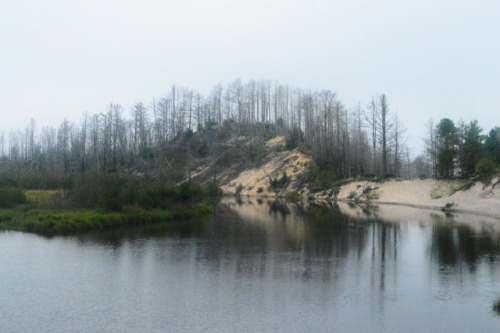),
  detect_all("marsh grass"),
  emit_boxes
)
[0,177,216,235]
[0,203,212,236]
[25,190,60,204]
